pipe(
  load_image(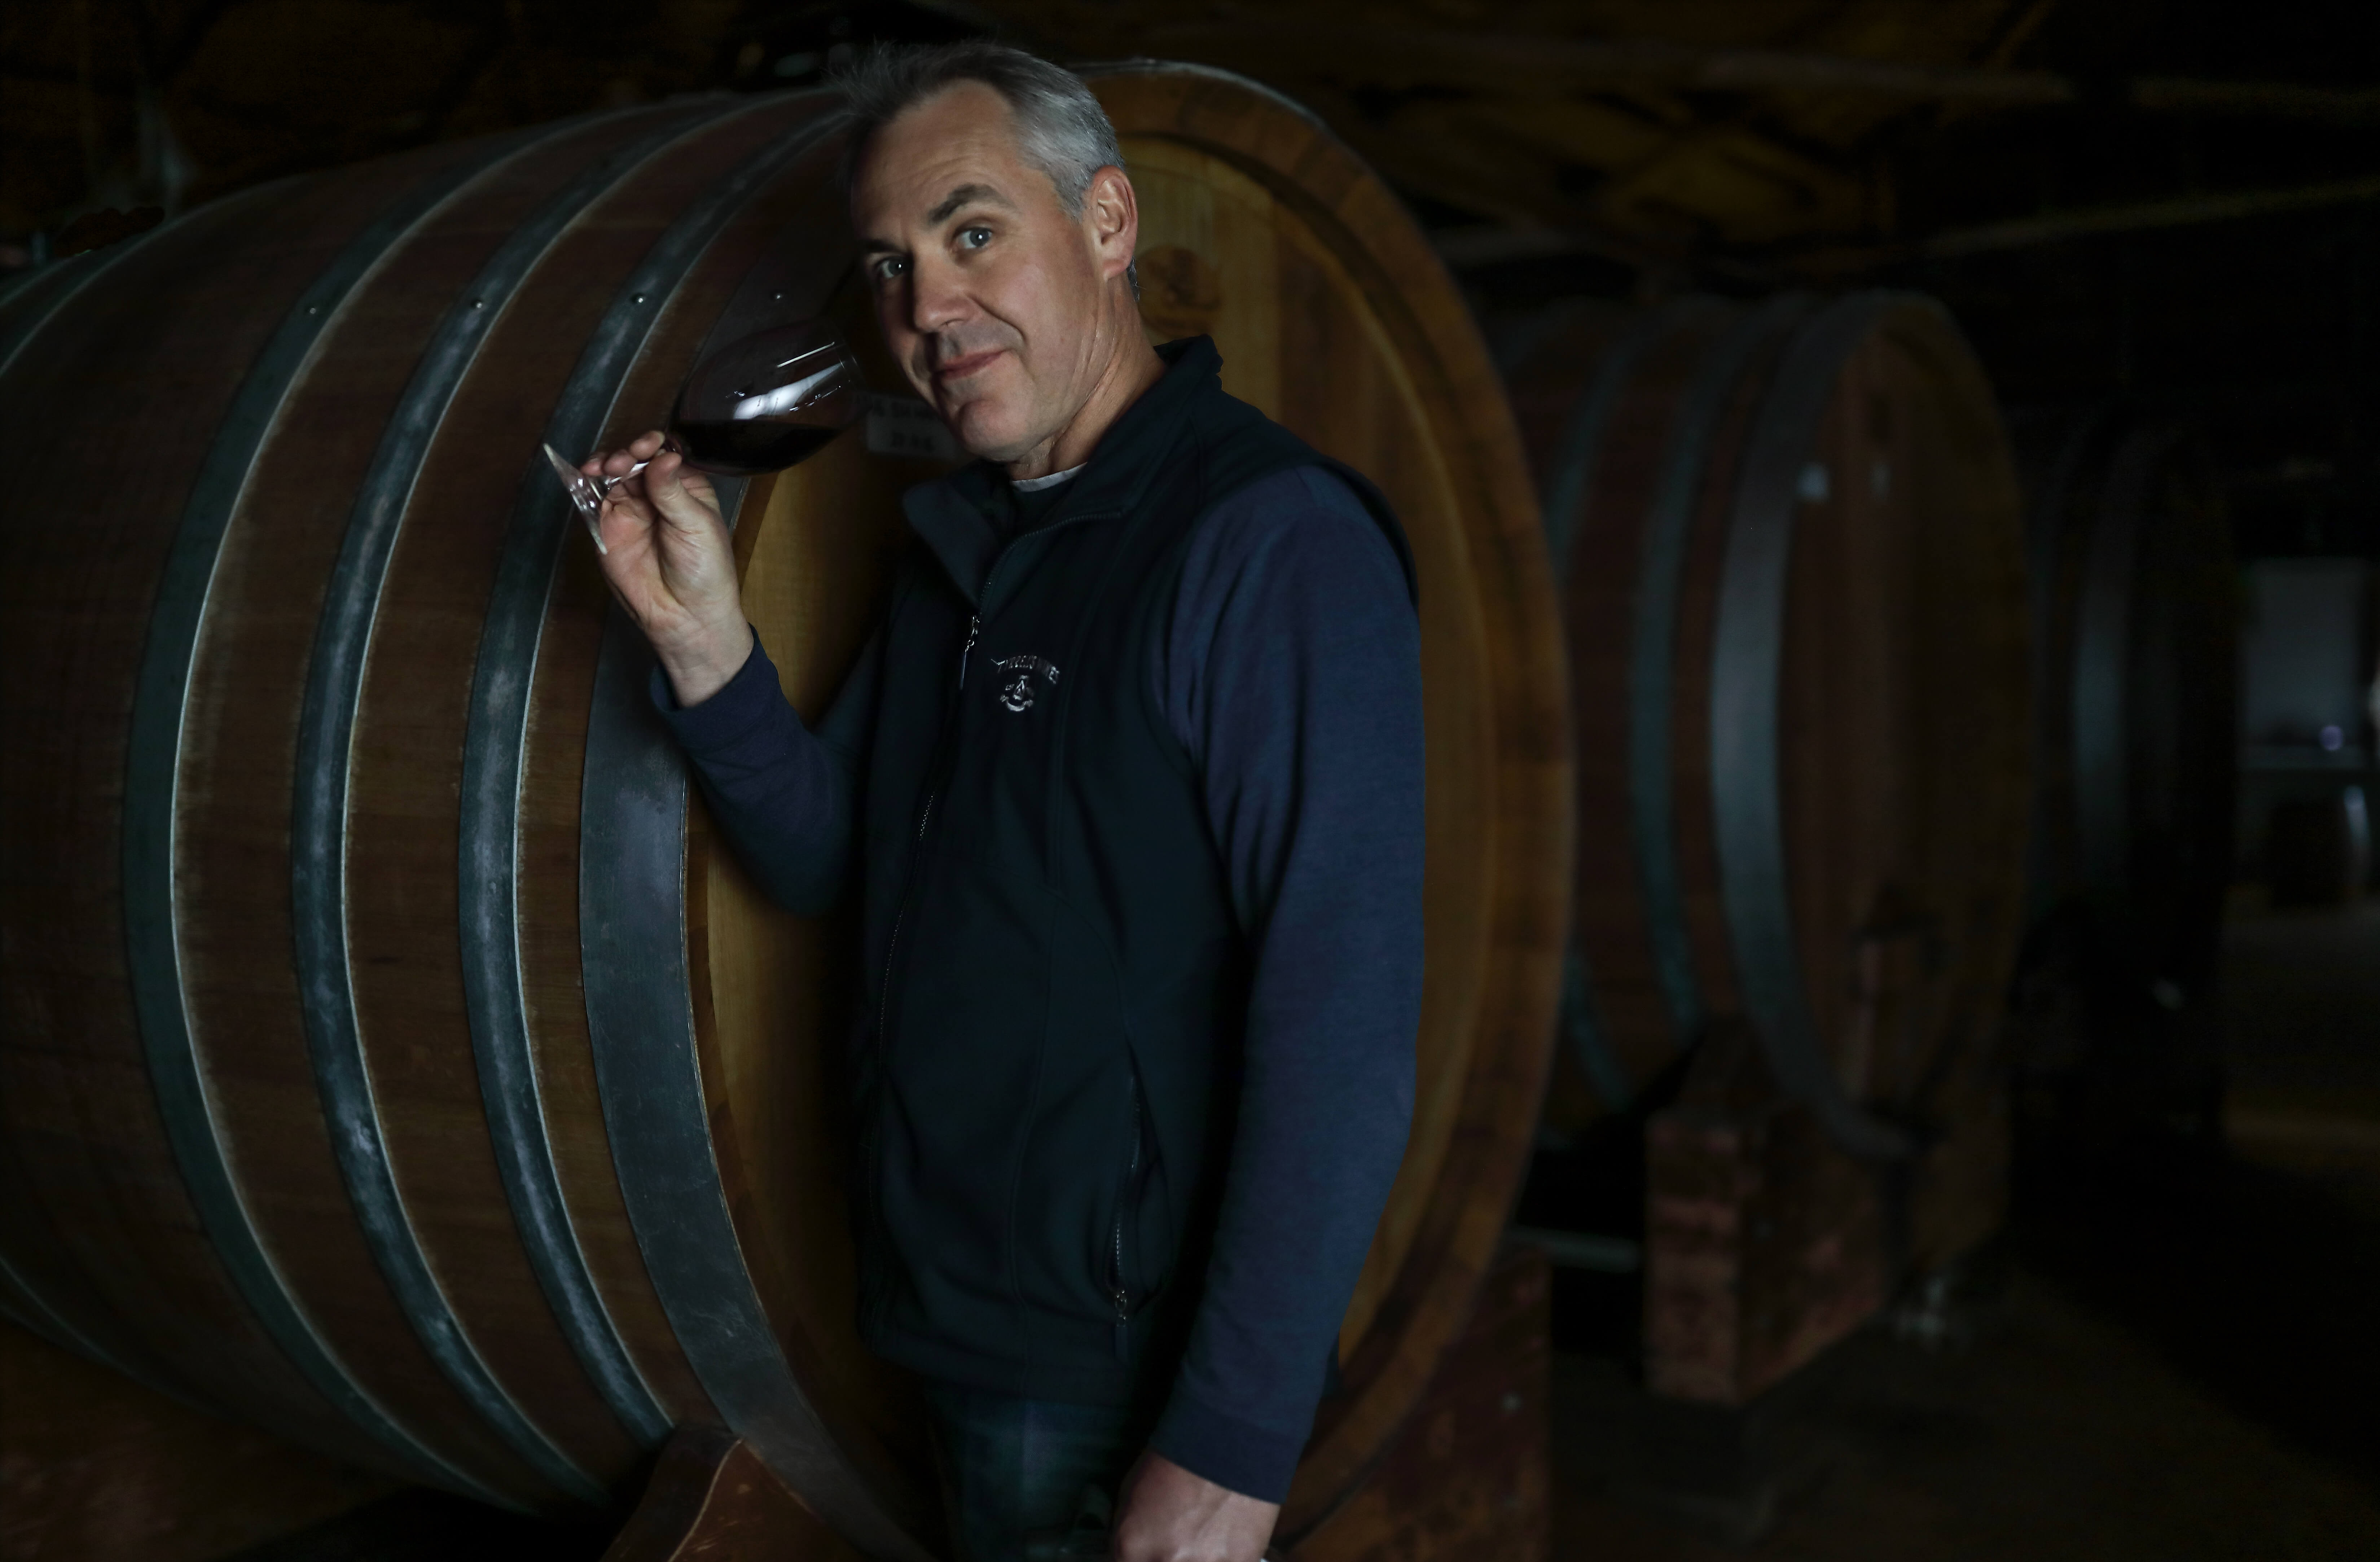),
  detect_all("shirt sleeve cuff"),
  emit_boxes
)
[649,629,775,753]
[1147,1386,1309,1506]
